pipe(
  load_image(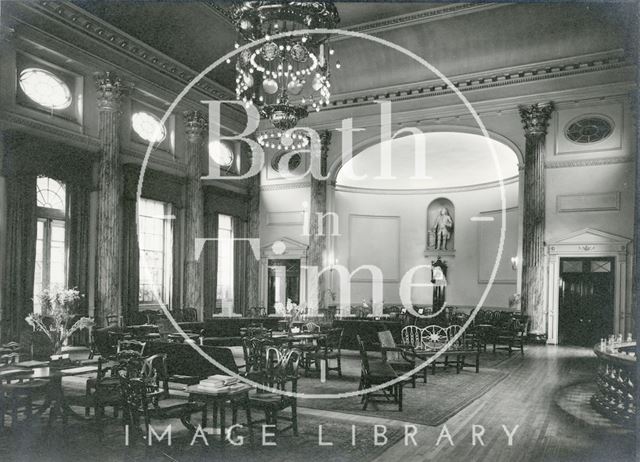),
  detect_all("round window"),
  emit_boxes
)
[19,68,72,110]
[209,140,234,167]
[565,117,613,144]
[132,112,166,143]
